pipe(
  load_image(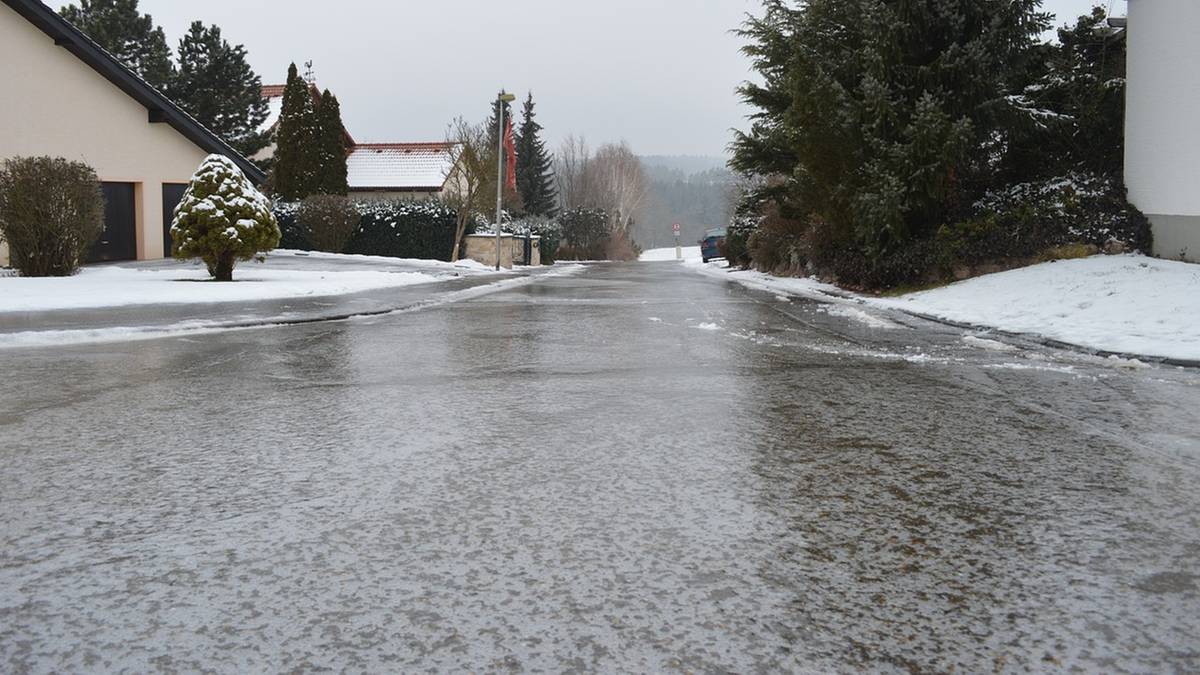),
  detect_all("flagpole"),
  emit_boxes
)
[494,91,515,271]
